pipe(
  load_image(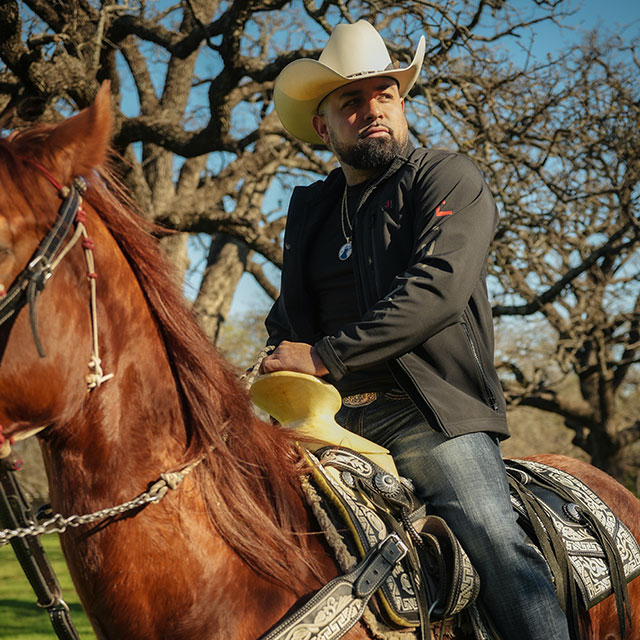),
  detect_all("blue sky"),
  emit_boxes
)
[546,0,638,34]
[227,0,640,317]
